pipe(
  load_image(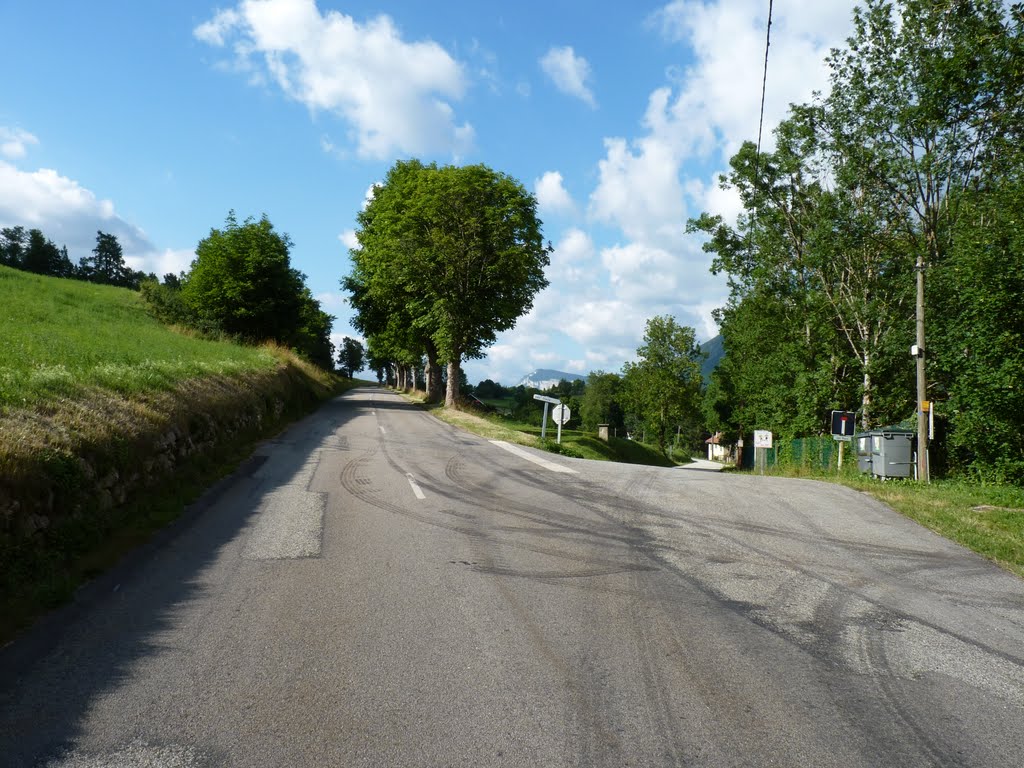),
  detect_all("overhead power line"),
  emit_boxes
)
[753,0,774,188]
